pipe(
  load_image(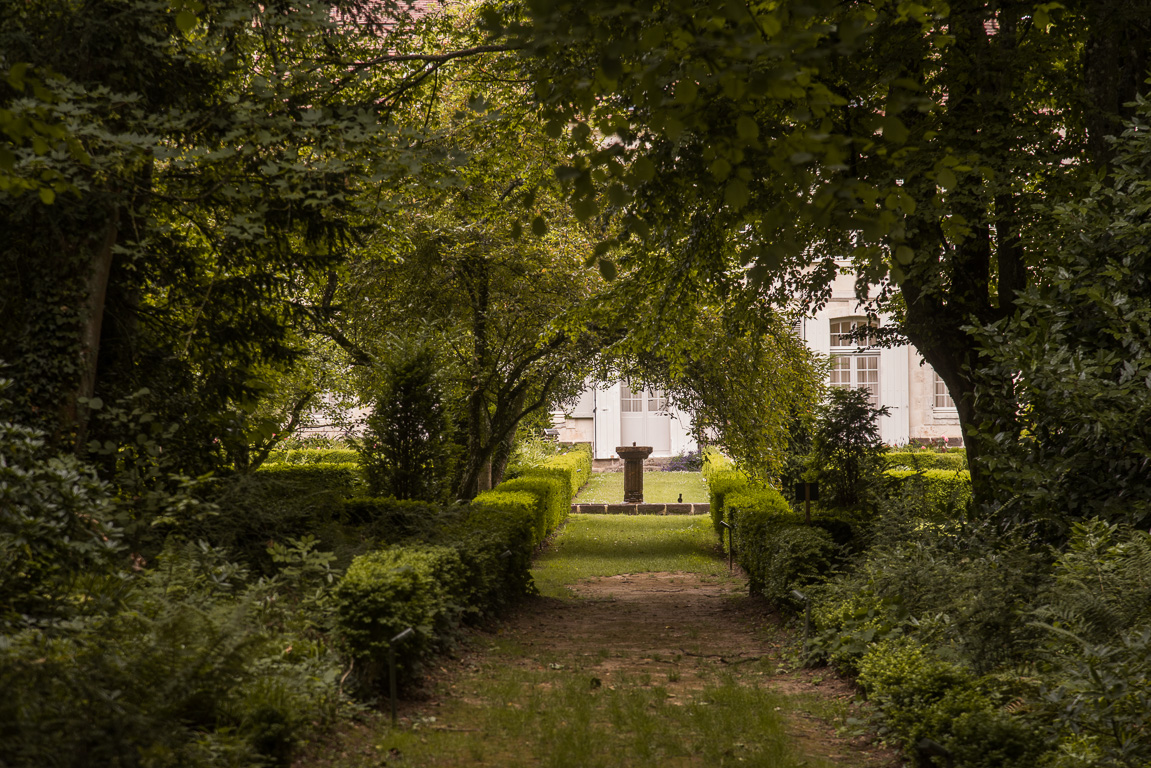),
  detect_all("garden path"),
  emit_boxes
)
[300,516,902,767]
